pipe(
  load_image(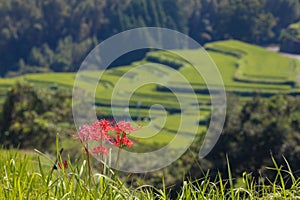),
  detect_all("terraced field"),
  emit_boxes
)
[206,40,300,85]
[1,40,300,146]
